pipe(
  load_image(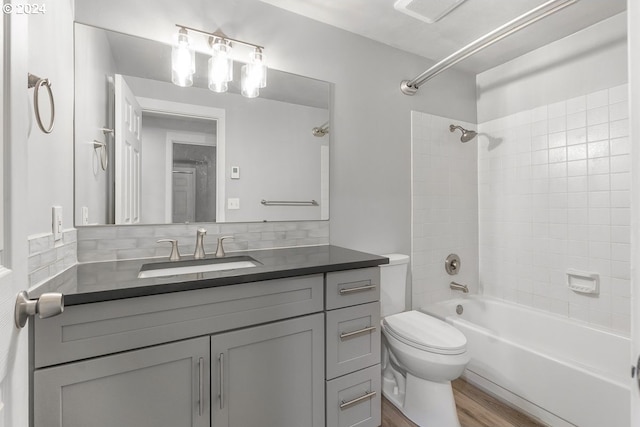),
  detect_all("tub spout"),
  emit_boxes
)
[450,281,469,293]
